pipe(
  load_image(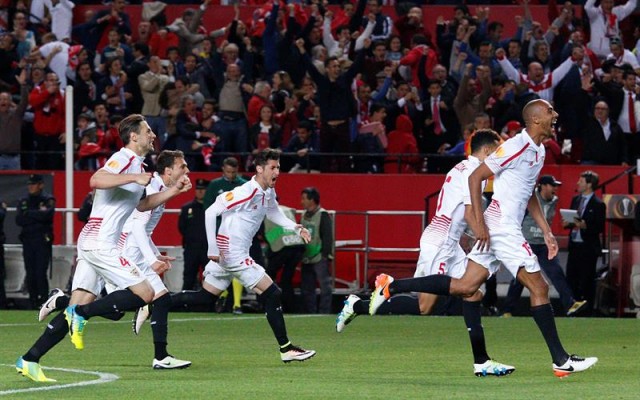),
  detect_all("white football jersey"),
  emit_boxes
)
[78,147,146,251]
[422,155,483,247]
[119,173,166,265]
[205,177,298,266]
[484,130,545,232]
